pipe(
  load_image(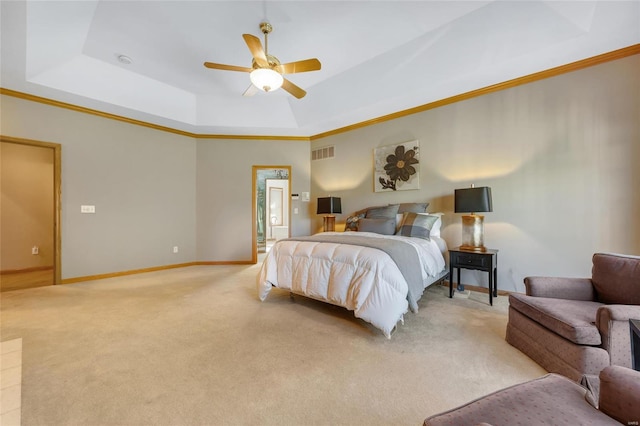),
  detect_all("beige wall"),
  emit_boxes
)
[196,139,310,262]
[1,54,638,285]
[0,96,197,279]
[1,142,54,270]
[311,54,640,292]
[0,95,311,277]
